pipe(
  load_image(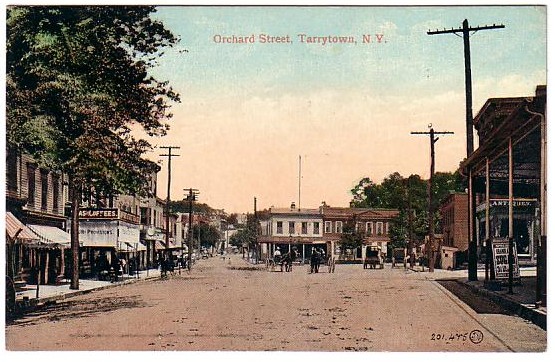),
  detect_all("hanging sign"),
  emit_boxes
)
[491,239,520,280]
